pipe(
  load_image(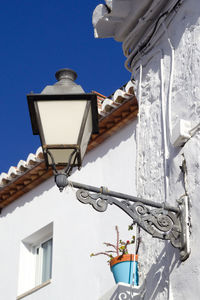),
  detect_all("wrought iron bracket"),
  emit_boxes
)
[67,180,190,261]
